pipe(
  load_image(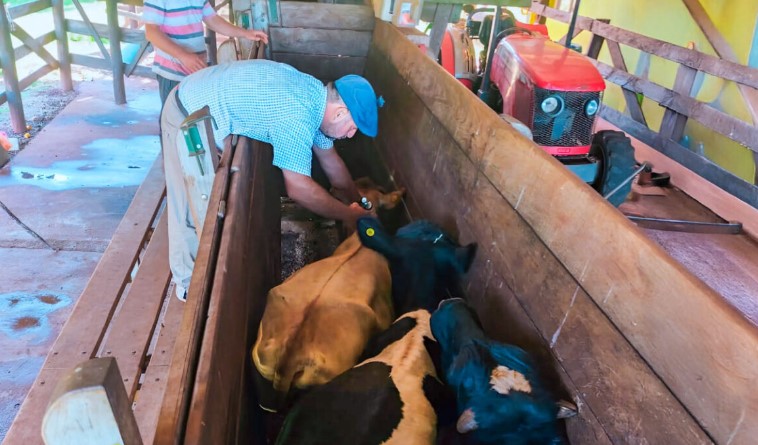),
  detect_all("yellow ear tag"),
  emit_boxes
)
[366,228,375,237]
